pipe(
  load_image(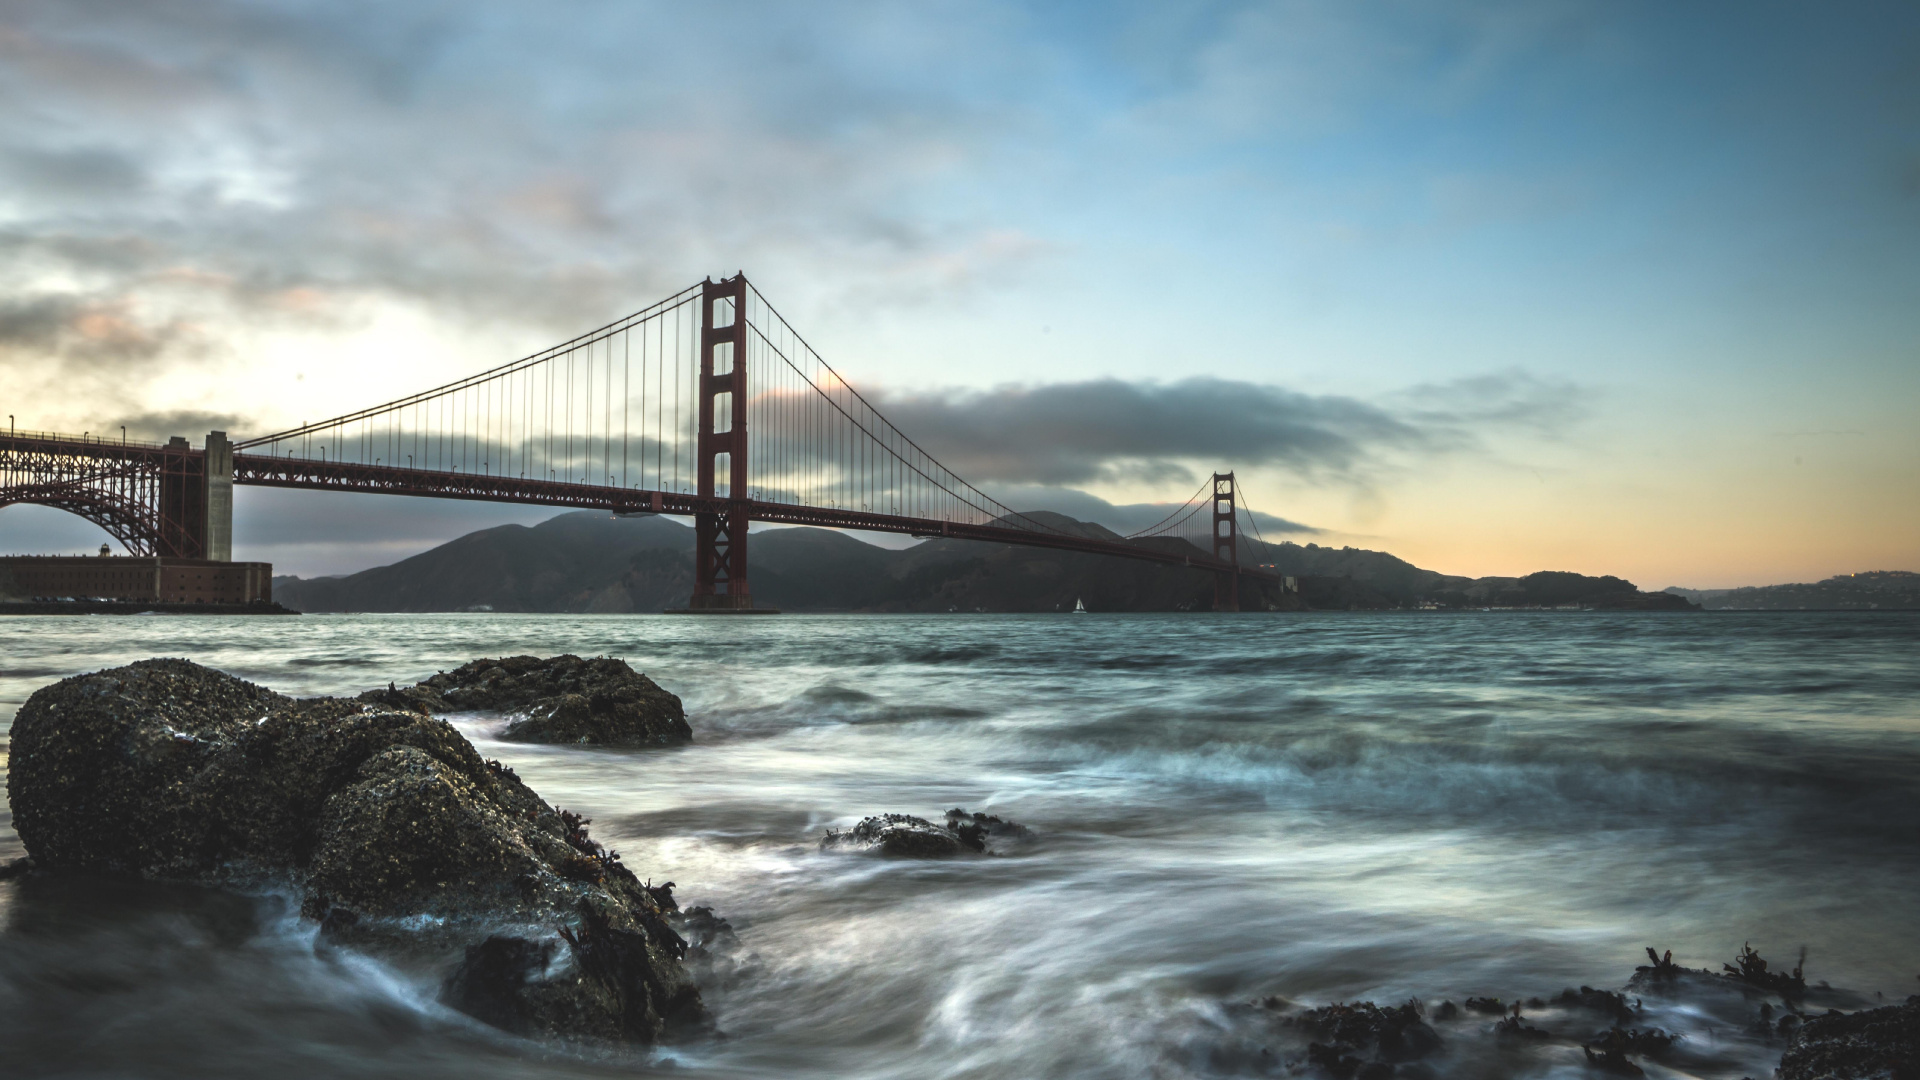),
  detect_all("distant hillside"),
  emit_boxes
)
[273,511,1293,613]
[1251,541,1691,610]
[273,510,1695,614]
[1665,571,1920,610]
